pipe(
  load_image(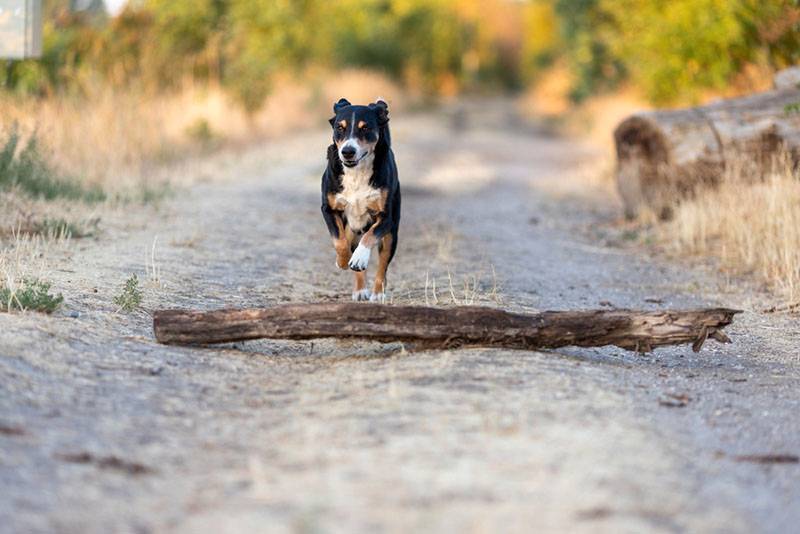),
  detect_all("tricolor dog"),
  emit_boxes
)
[321,98,401,303]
